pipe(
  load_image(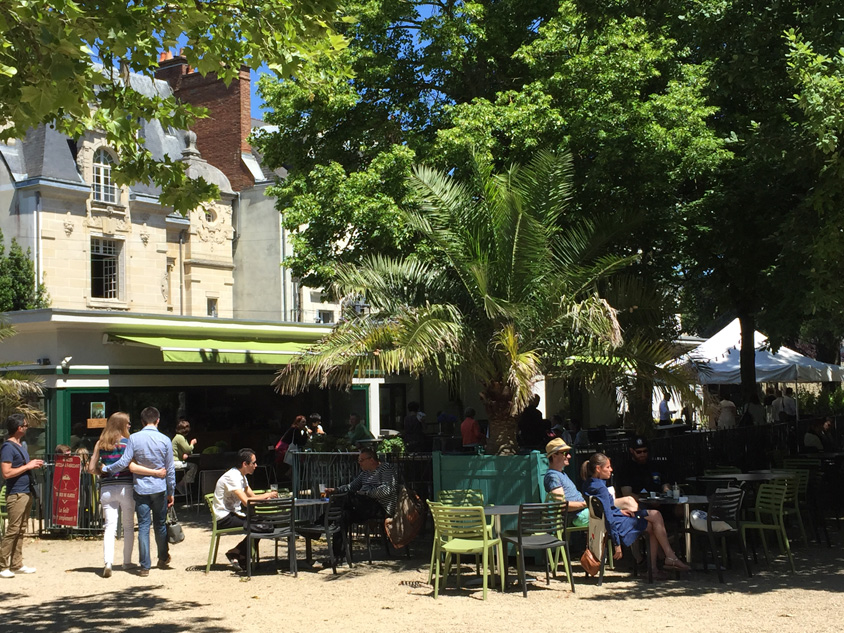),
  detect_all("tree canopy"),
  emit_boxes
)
[0,0,348,213]
[0,231,49,312]
[260,0,844,407]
